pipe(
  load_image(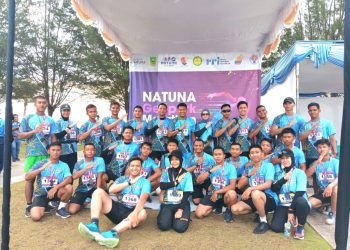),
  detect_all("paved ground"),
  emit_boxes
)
[0,155,347,249]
